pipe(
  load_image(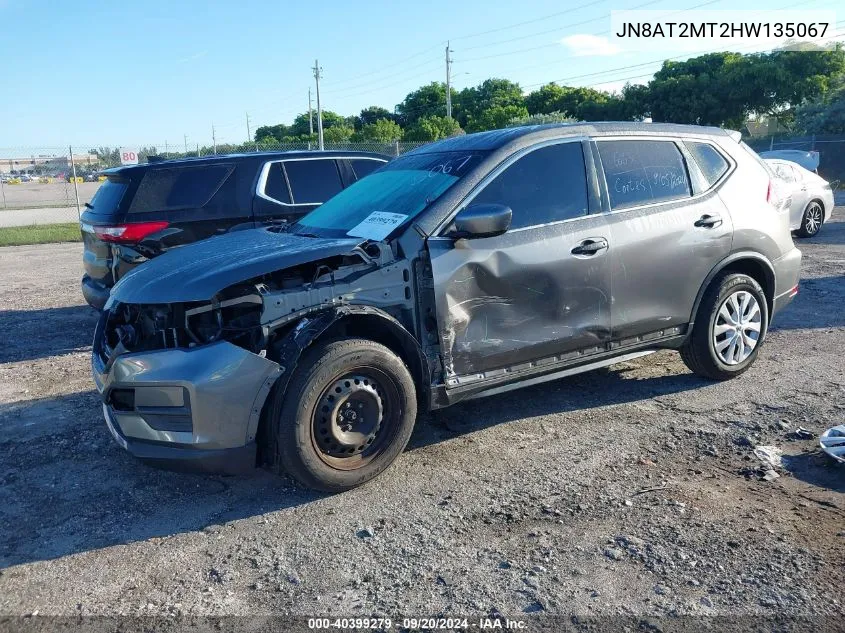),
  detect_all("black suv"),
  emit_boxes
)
[80,151,389,309]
